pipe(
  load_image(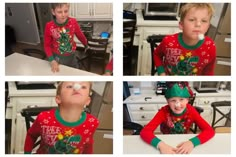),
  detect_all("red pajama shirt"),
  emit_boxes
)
[44,17,87,62]
[140,104,215,148]
[154,33,216,75]
[24,109,99,154]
